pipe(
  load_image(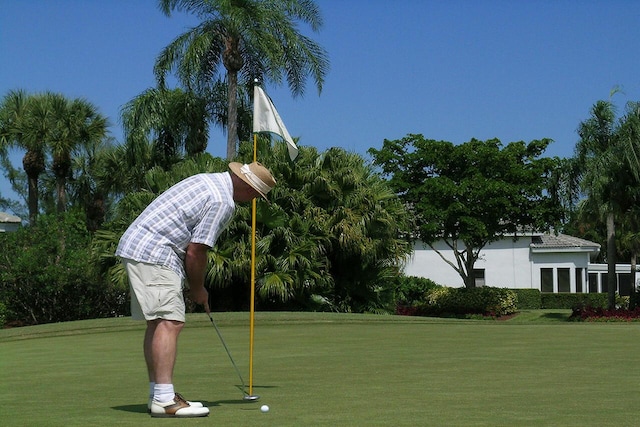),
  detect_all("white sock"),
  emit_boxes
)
[153,383,175,403]
[149,382,155,399]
